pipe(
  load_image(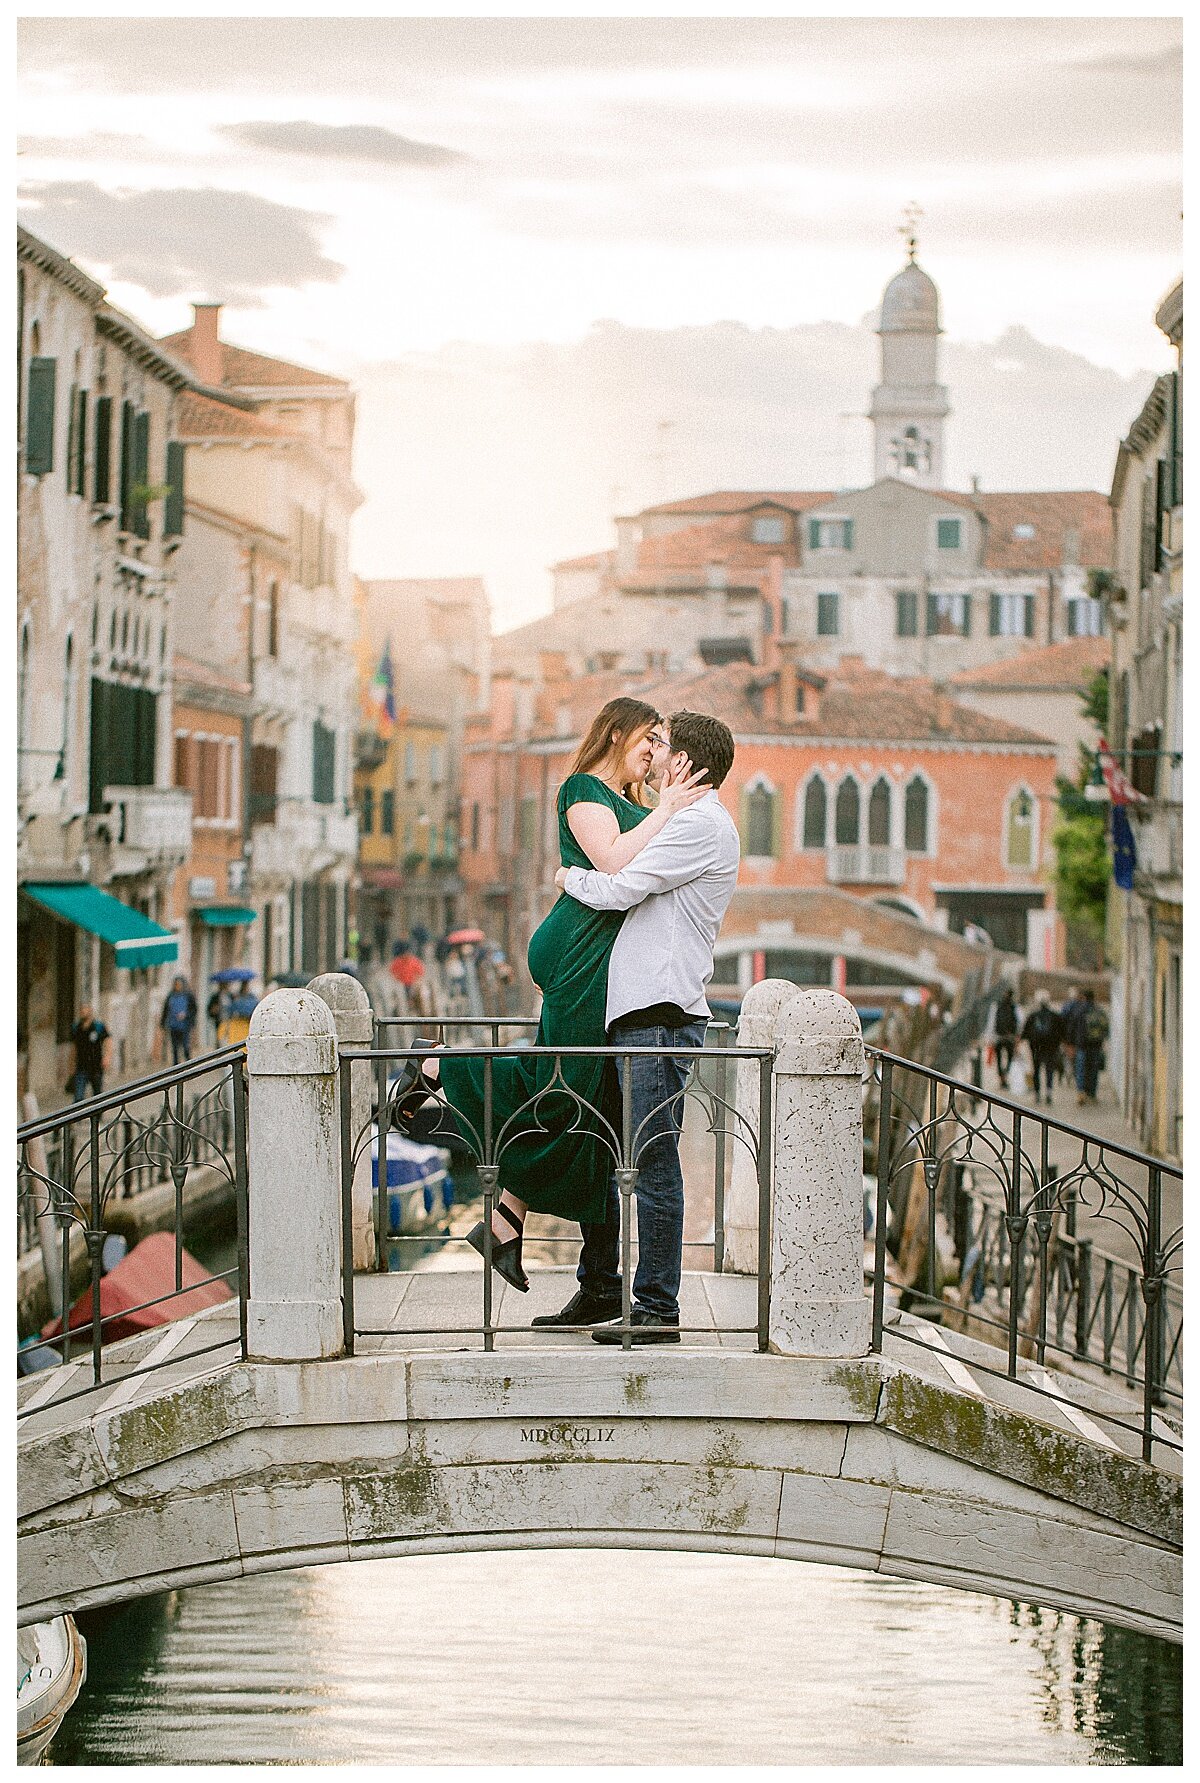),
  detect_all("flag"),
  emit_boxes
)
[1111,804,1137,890]
[1097,735,1147,807]
[368,642,396,738]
